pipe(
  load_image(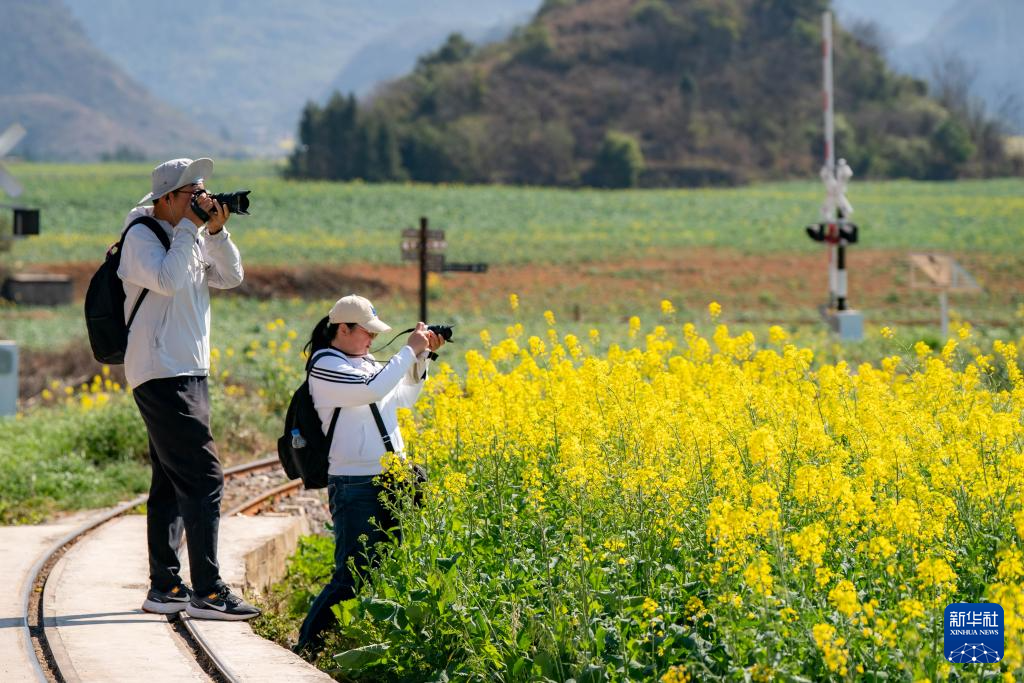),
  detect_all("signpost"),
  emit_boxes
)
[804,12,863,341]
[909,253,981,338]
[400,216,487,322]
